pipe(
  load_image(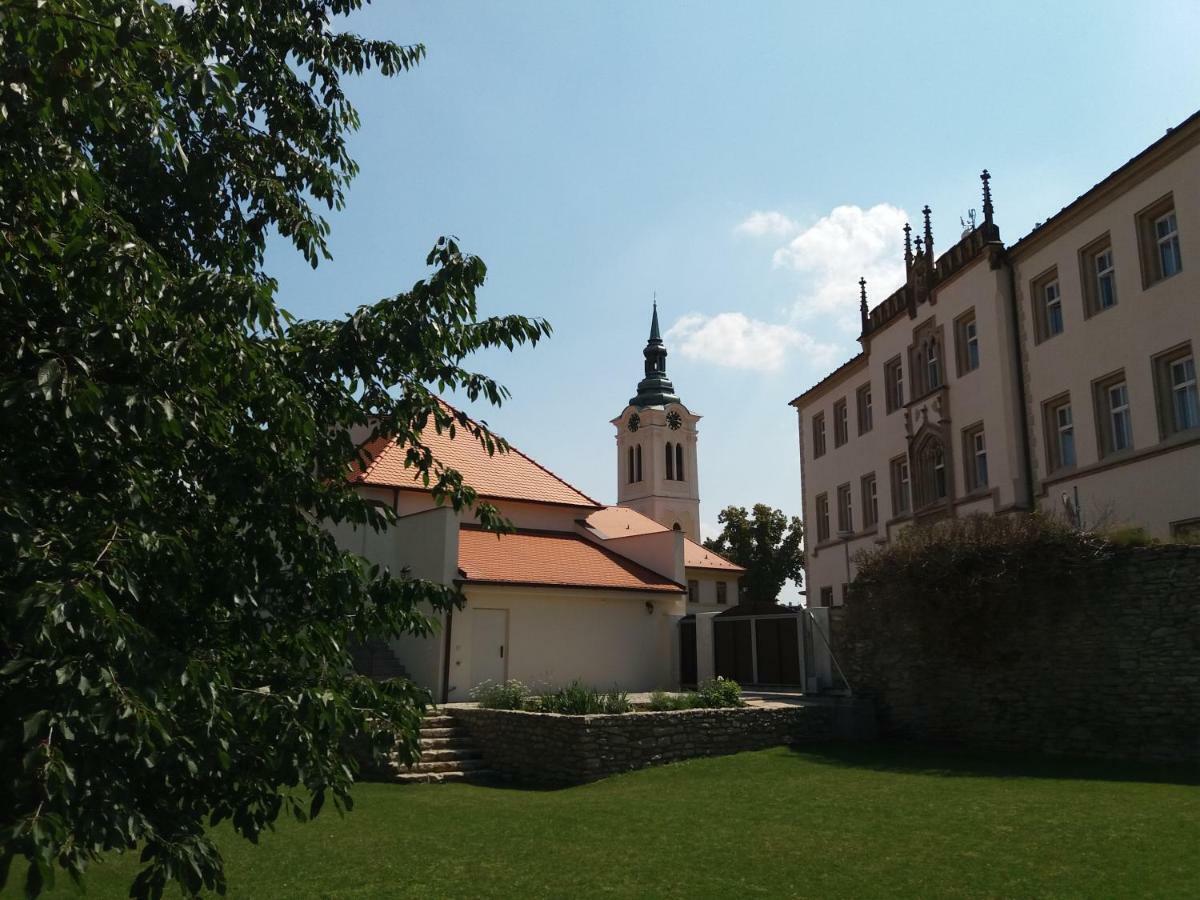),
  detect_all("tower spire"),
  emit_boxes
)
[630,298,679,407]
[904,222,913,271]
